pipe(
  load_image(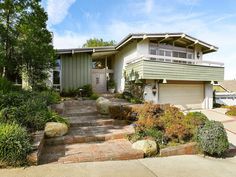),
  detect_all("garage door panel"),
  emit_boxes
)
[159,84,204,110]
